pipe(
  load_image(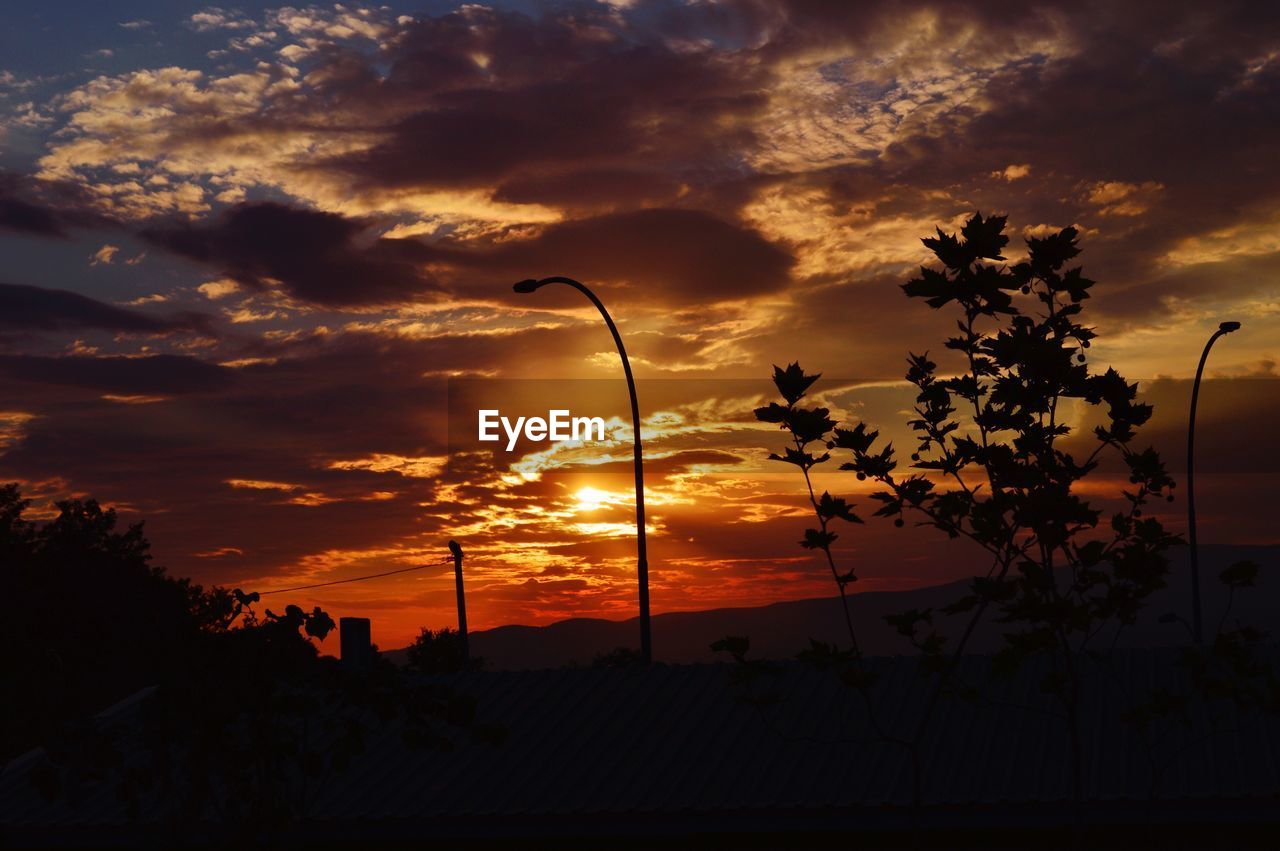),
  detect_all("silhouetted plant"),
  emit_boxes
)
[230,589,337,642]
[755,363,862,655]
[709,636,785,708]
[742,214,1186,812]
[407,626,483,673]
[853,215,1180,807]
